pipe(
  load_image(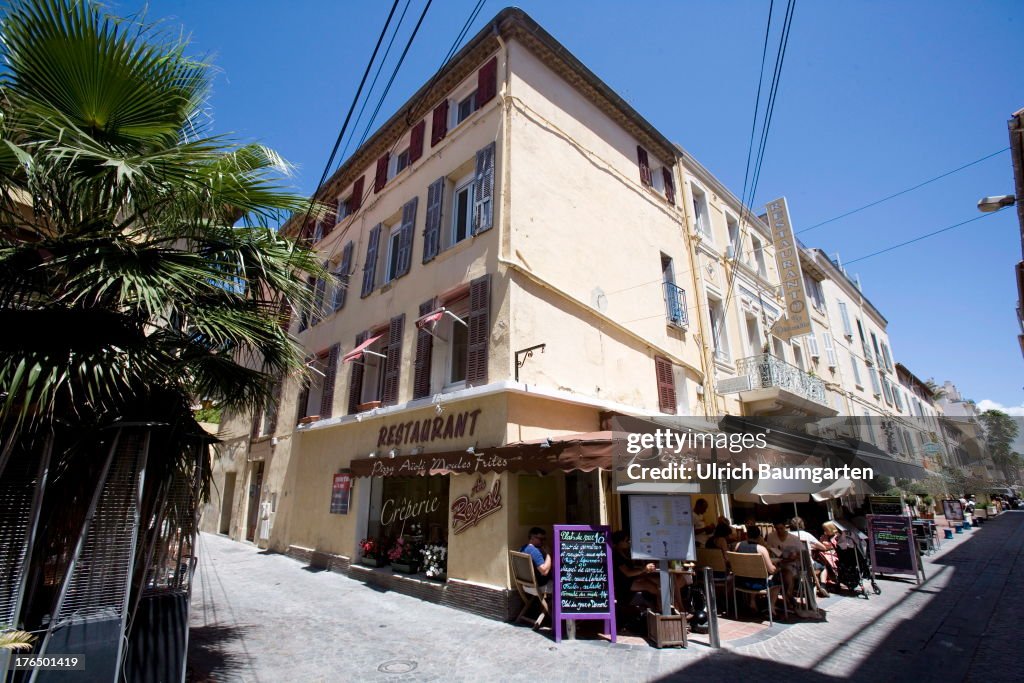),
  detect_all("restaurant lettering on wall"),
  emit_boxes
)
[450,475,502,534]
[378,409,483,448]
